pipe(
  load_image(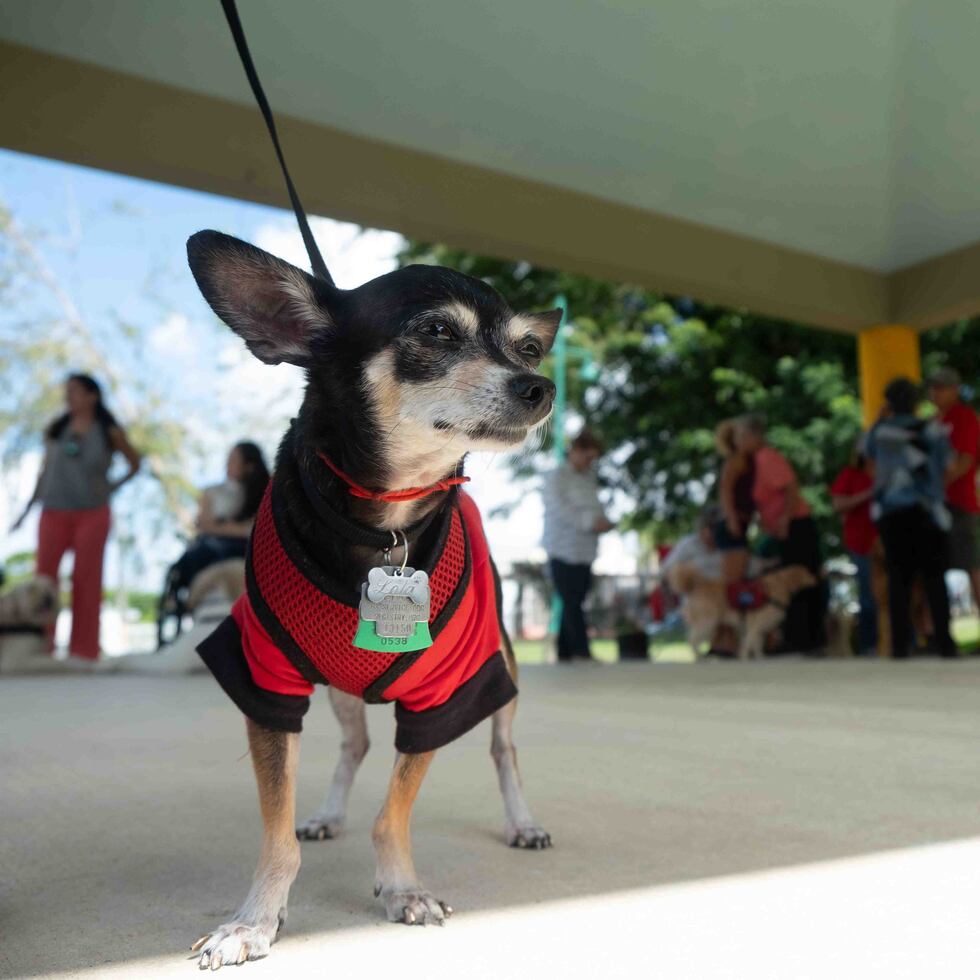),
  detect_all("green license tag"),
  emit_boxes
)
[353,619,433,653]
